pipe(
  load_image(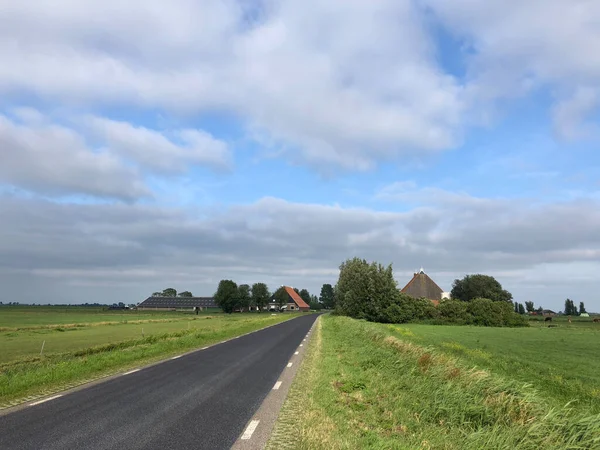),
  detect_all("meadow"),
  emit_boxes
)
[268,315,600,449]
[0,306,295,408]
